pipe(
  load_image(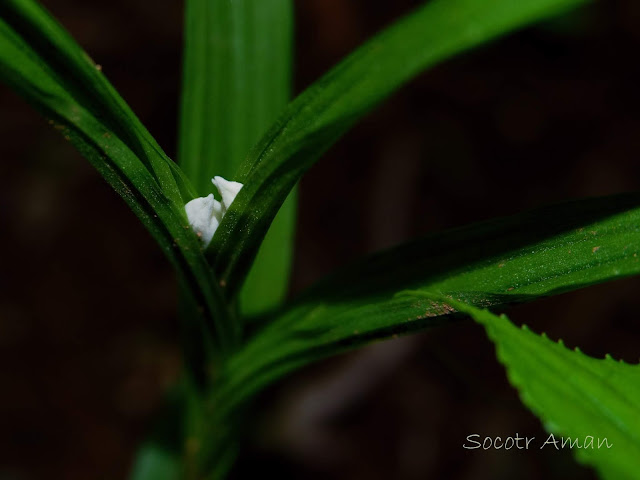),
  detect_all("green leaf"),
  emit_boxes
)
[179,0,295,316]
[239,190,297,316]
[129,445,181,480]
[129,382,187,480]
[441,297,640,480]
[207,0,588,299]
[0,0,234,352]
[212,193,640,415]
